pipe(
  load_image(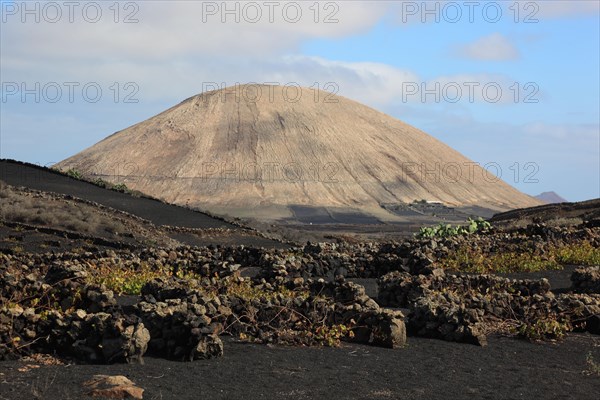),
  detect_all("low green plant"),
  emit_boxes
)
[439,241,599,274]
[112,183,130,193]
[312,323,355,347]
[554,241,600,265]
[88,262,201,295]
[417,224,460,239]
[439,247,561,273]
[93,178,108,188]
[65,169,83,180]
[517,316,572,341]
[416,217,491,239]
[466,217,492,234]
